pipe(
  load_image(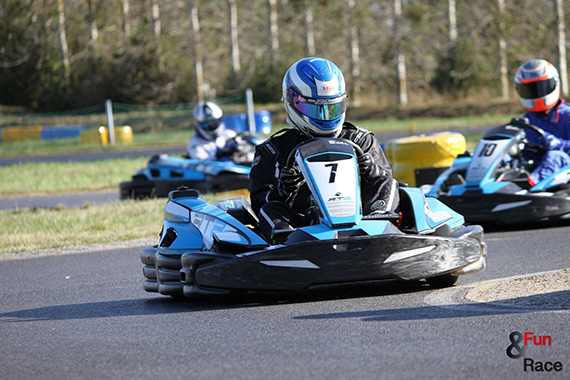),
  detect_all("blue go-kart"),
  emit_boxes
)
[426,117,570,224]
[140,137,487,298]
[120,133,262,199]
